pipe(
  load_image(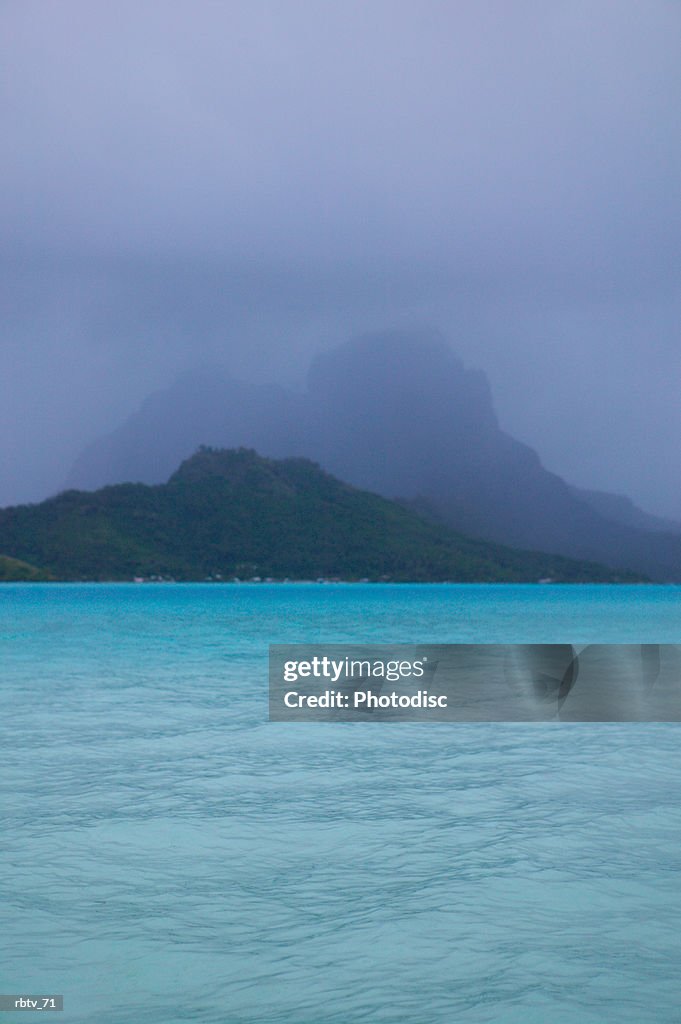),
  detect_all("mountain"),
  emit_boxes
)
[568,485,681,535]
[0,448,643,583]
[65,366,298,491]
[65,330,681,581]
